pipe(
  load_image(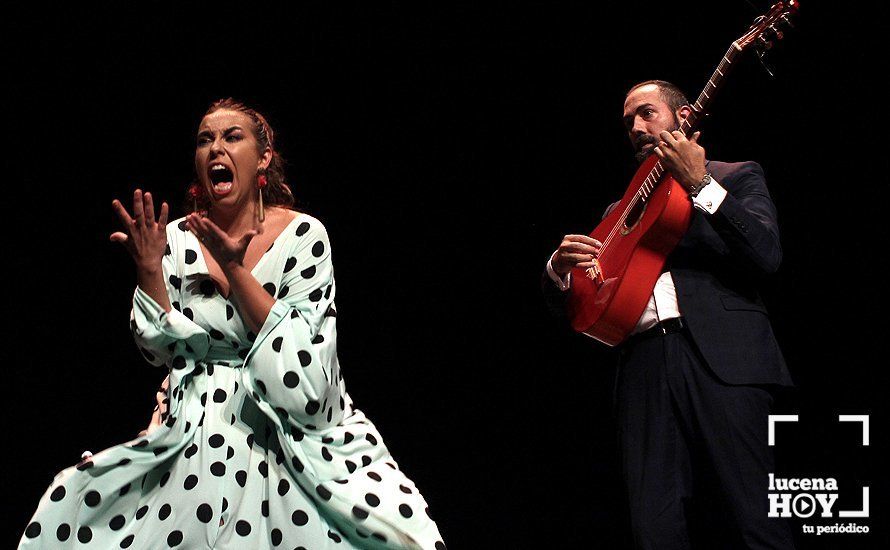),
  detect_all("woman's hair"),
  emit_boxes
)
[188,98,295,212]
